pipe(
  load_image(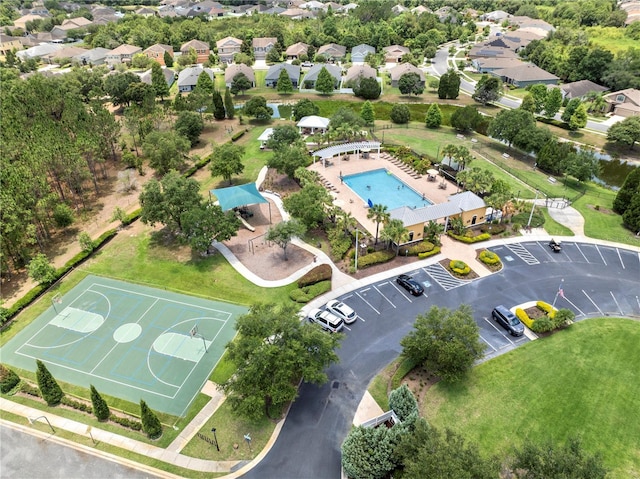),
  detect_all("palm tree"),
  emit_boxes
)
[441,144,458,167]
[455,146,473,171]
[337,210,357,235]
[380,219,409,256]
[367,203,390,245]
